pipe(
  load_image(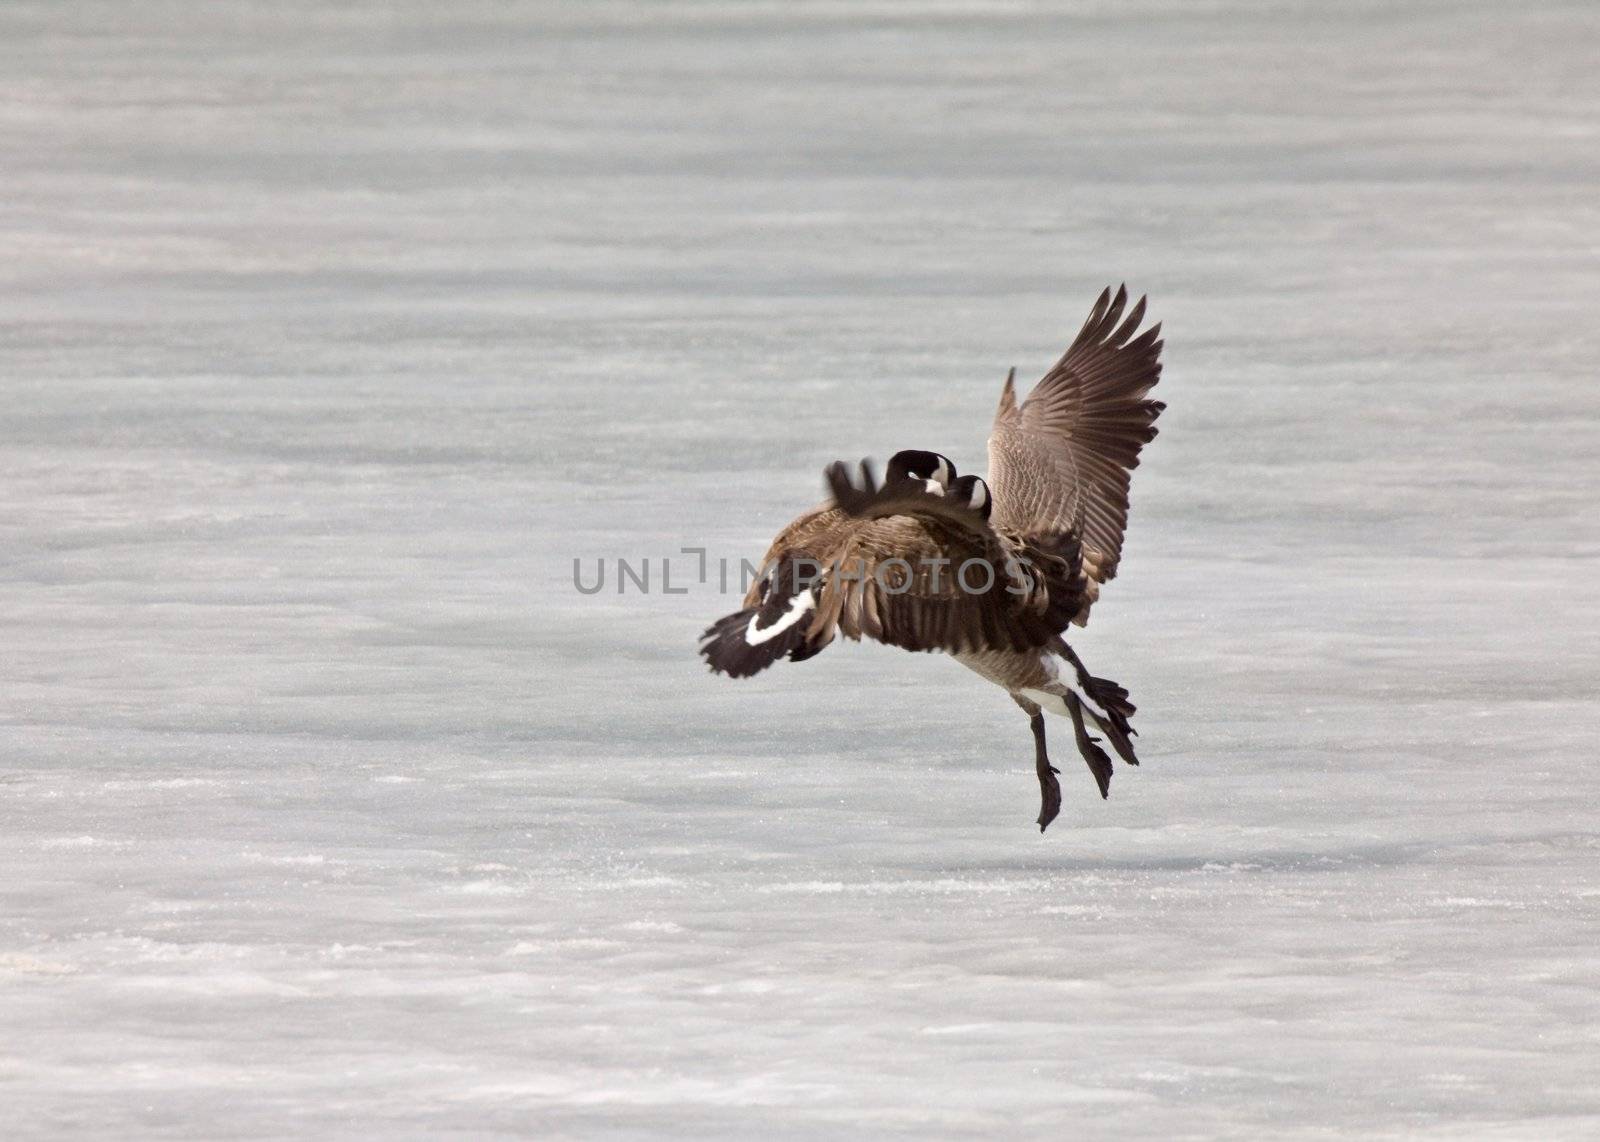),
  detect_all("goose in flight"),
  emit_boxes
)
[699,287,1165,830]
